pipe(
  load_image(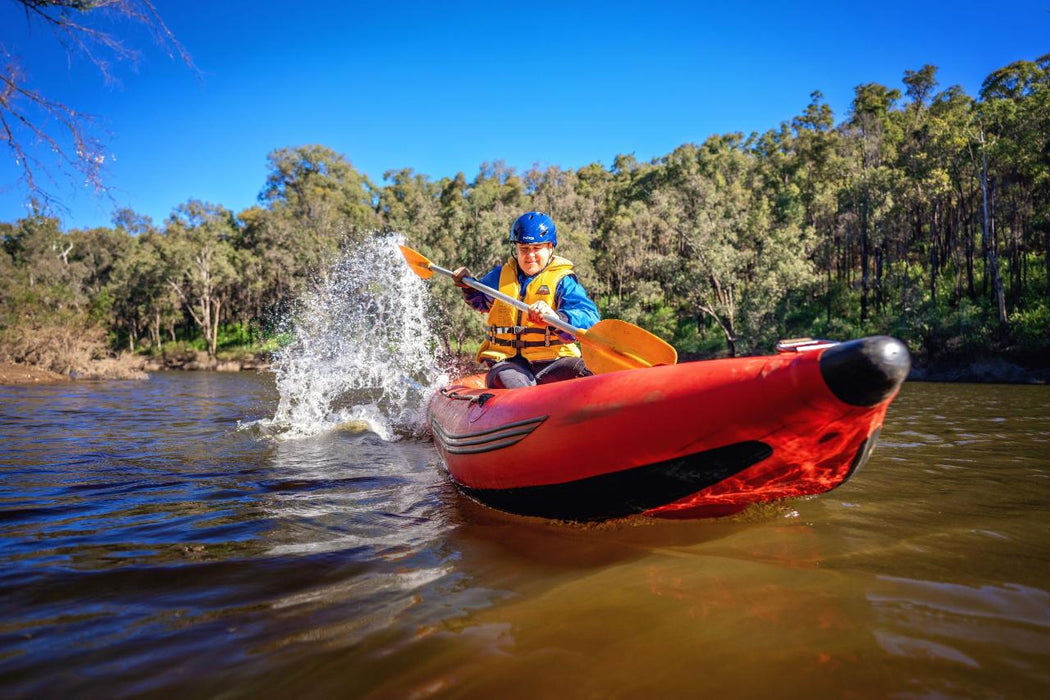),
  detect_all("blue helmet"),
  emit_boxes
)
[510,212,557,247]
